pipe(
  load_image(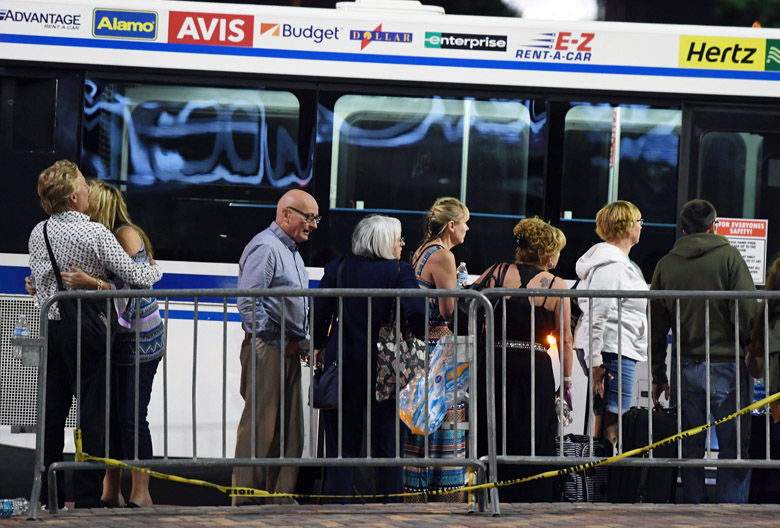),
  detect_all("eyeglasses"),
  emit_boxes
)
[287,206,322,225]
[713,220,720,226]
[397,236,405,245]
[637,218,644,226]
